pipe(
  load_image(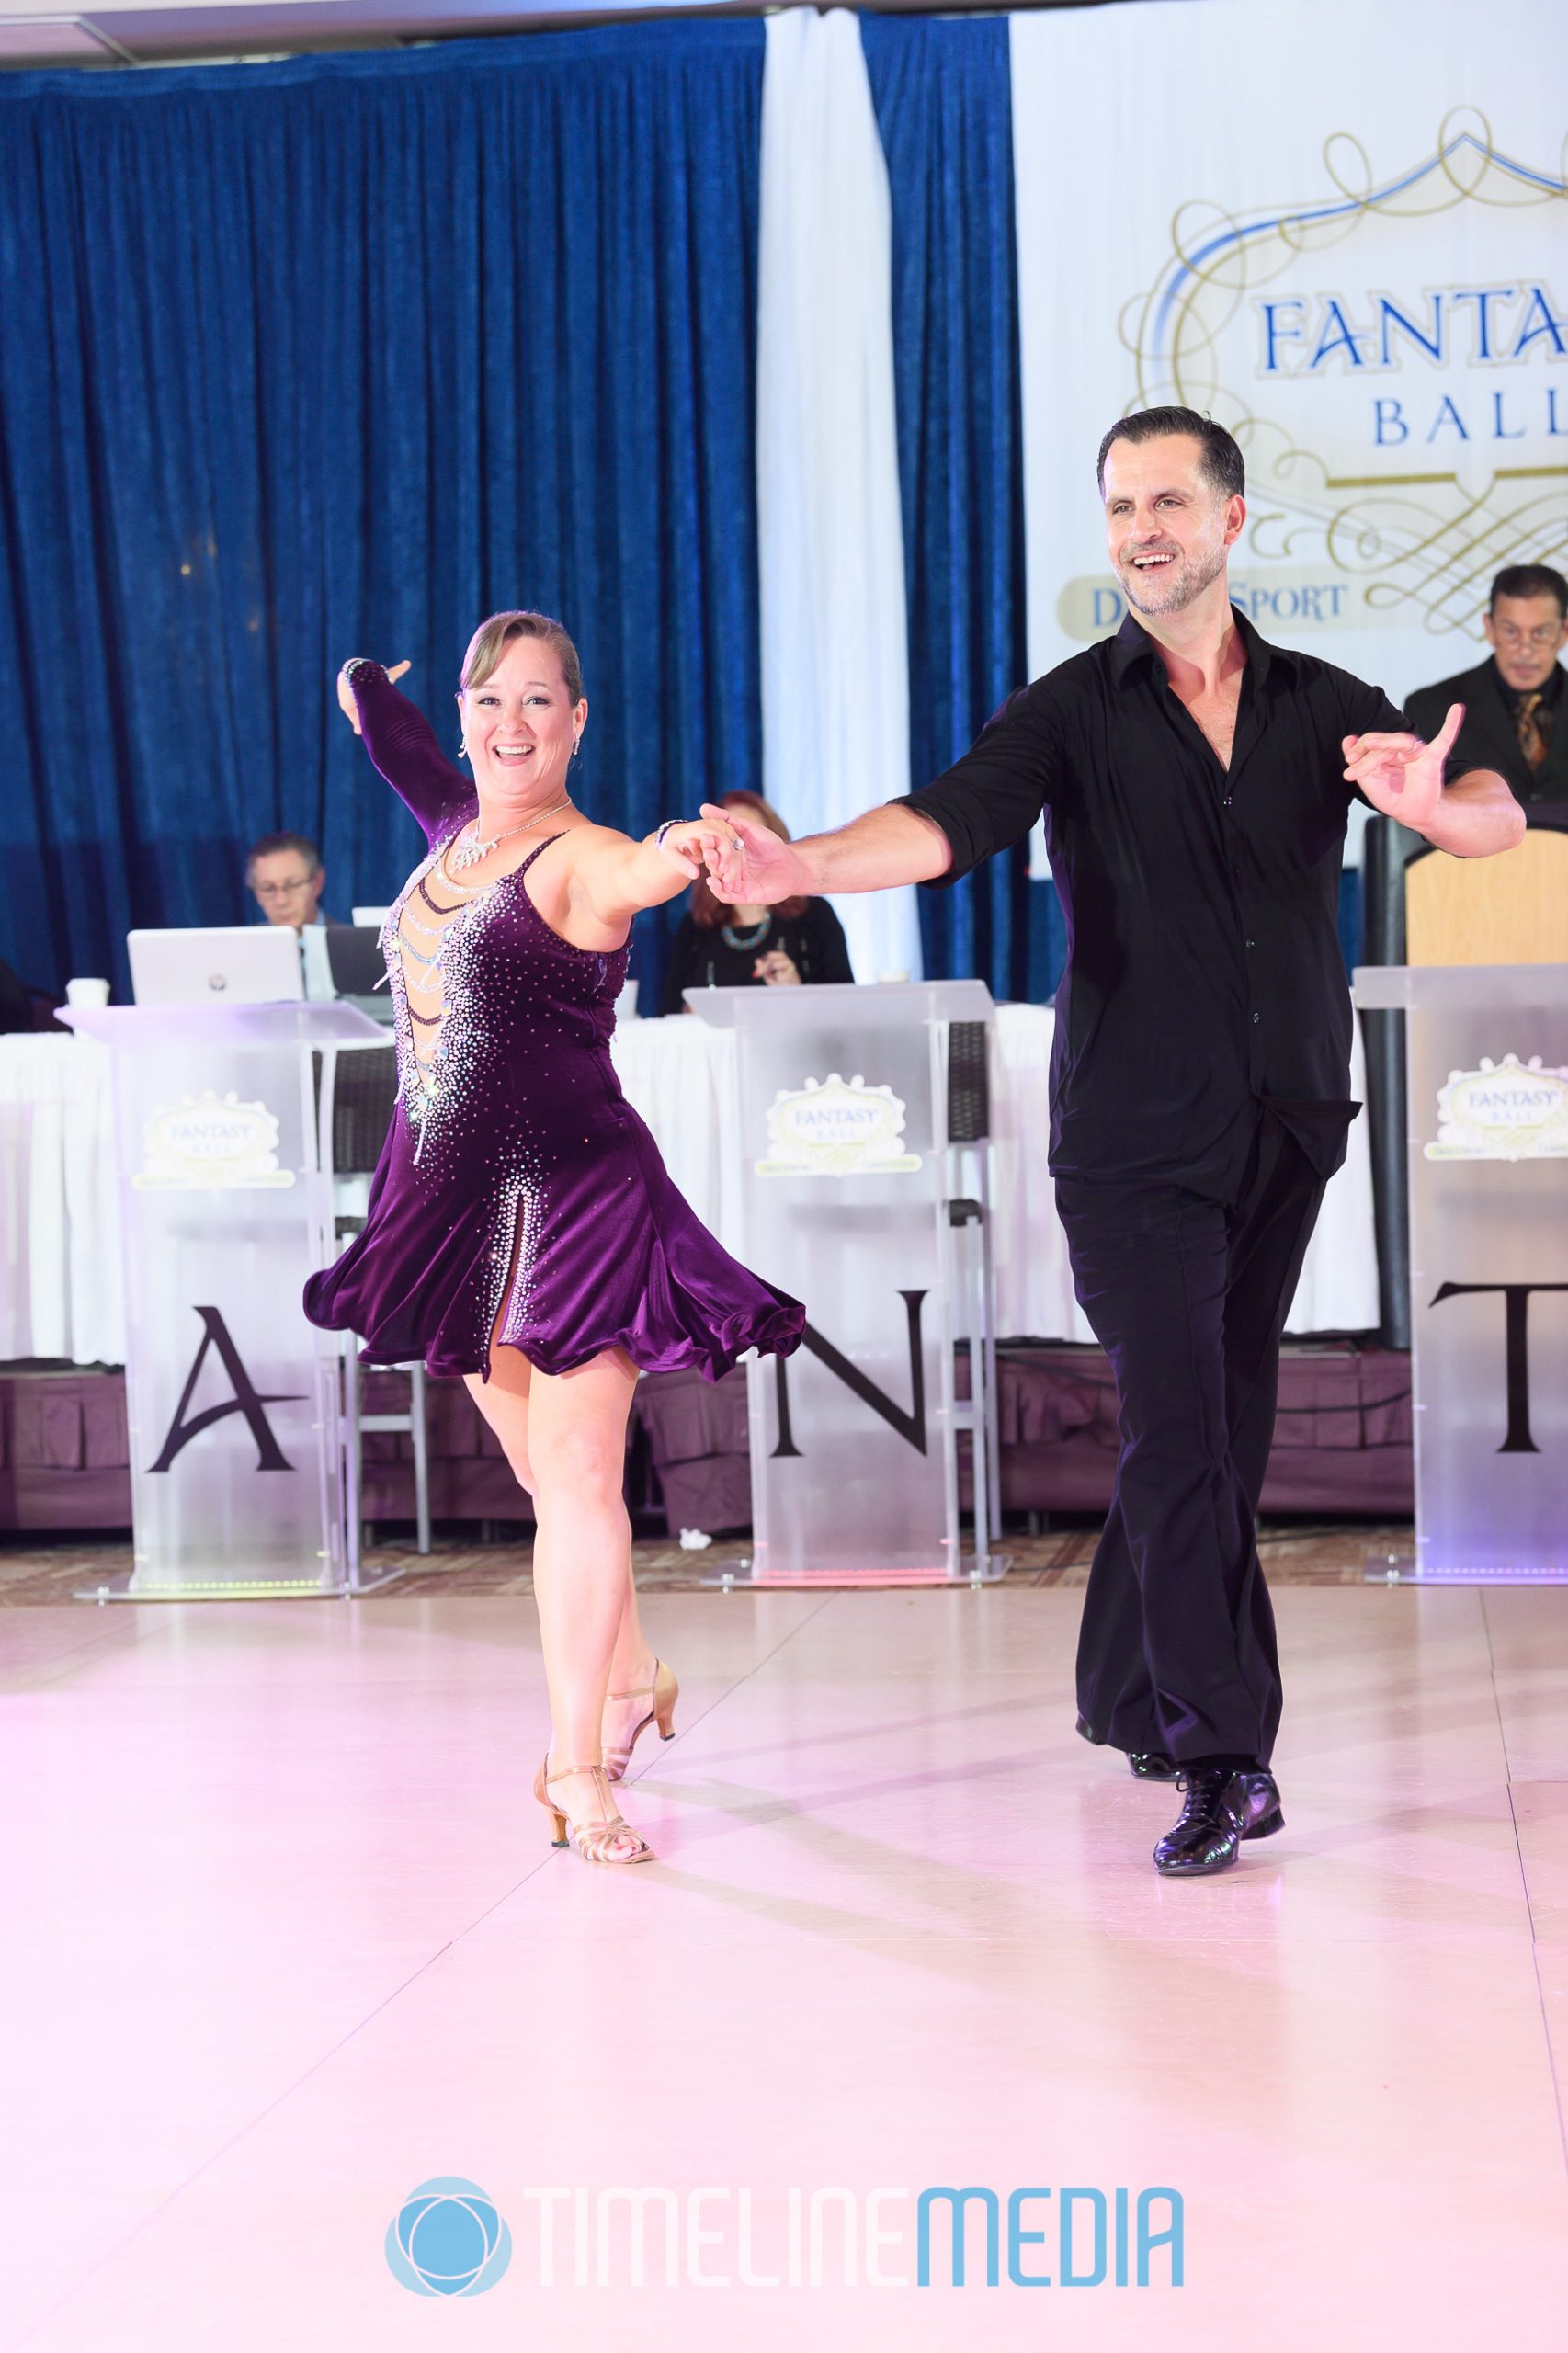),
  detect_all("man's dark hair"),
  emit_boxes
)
[244,830,322,883]
[1096,405,1245,502]
[1489,563,1568,619]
